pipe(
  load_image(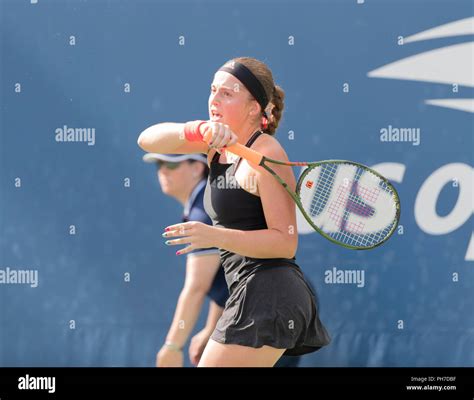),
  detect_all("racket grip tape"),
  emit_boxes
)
[202,129,263,165]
